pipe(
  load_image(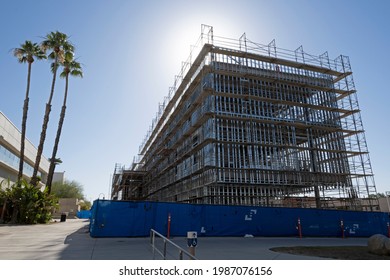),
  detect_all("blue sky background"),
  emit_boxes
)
[1,0,389,201]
